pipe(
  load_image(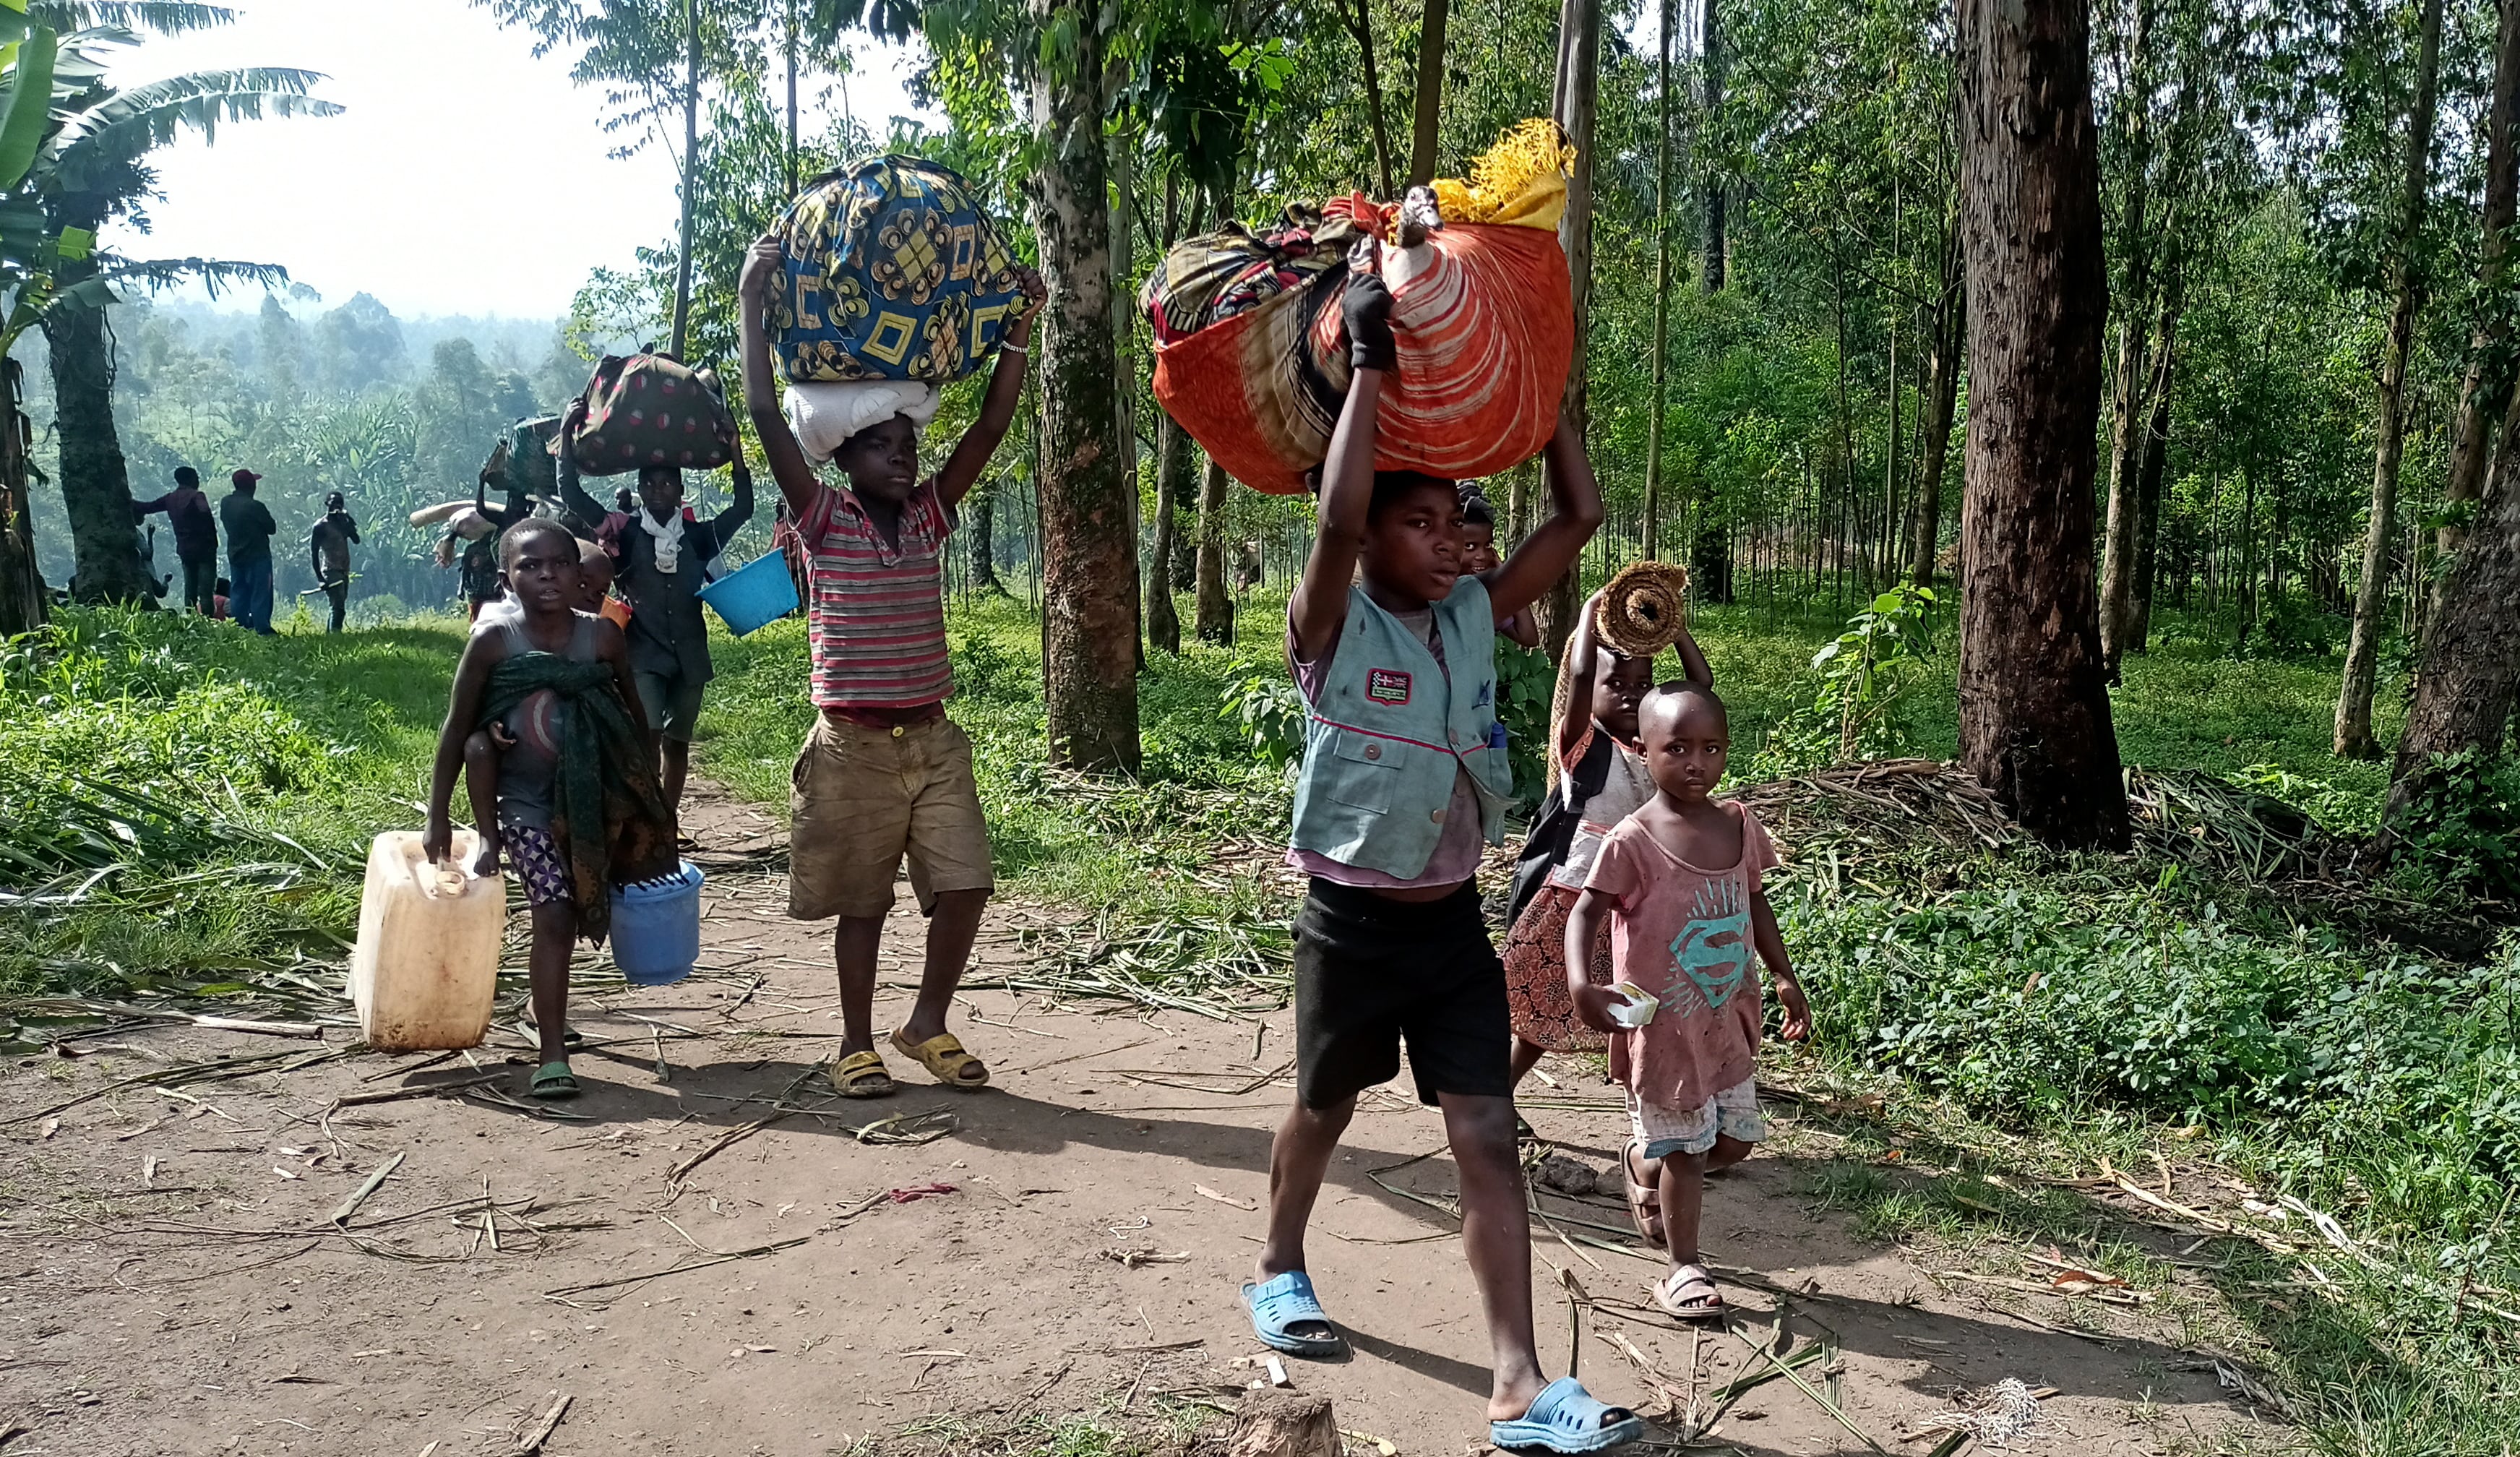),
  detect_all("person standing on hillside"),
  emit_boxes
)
[309,491,361,633]
[220,469,278,634]
[133,466,218,614]
[556,403,753,816]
